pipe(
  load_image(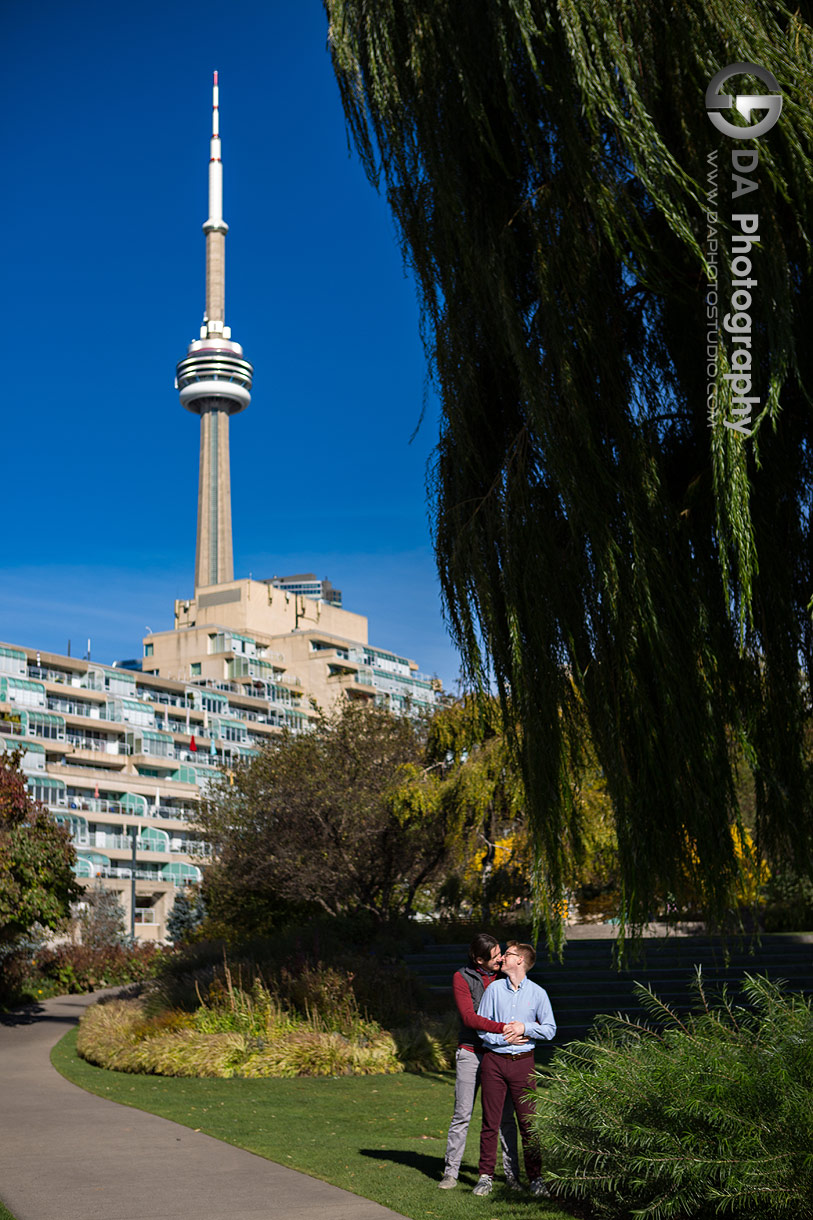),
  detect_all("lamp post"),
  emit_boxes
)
[130,824,137,940]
